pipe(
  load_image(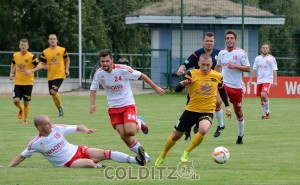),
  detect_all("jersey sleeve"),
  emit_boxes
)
[53,124,77,135]
[122,66,141,80]
[183,52,199,69]
[90,71,101,90]
[271,56,278,70]
[40,51,47,64]
[240,50,250,66]
[252,57,258,70]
